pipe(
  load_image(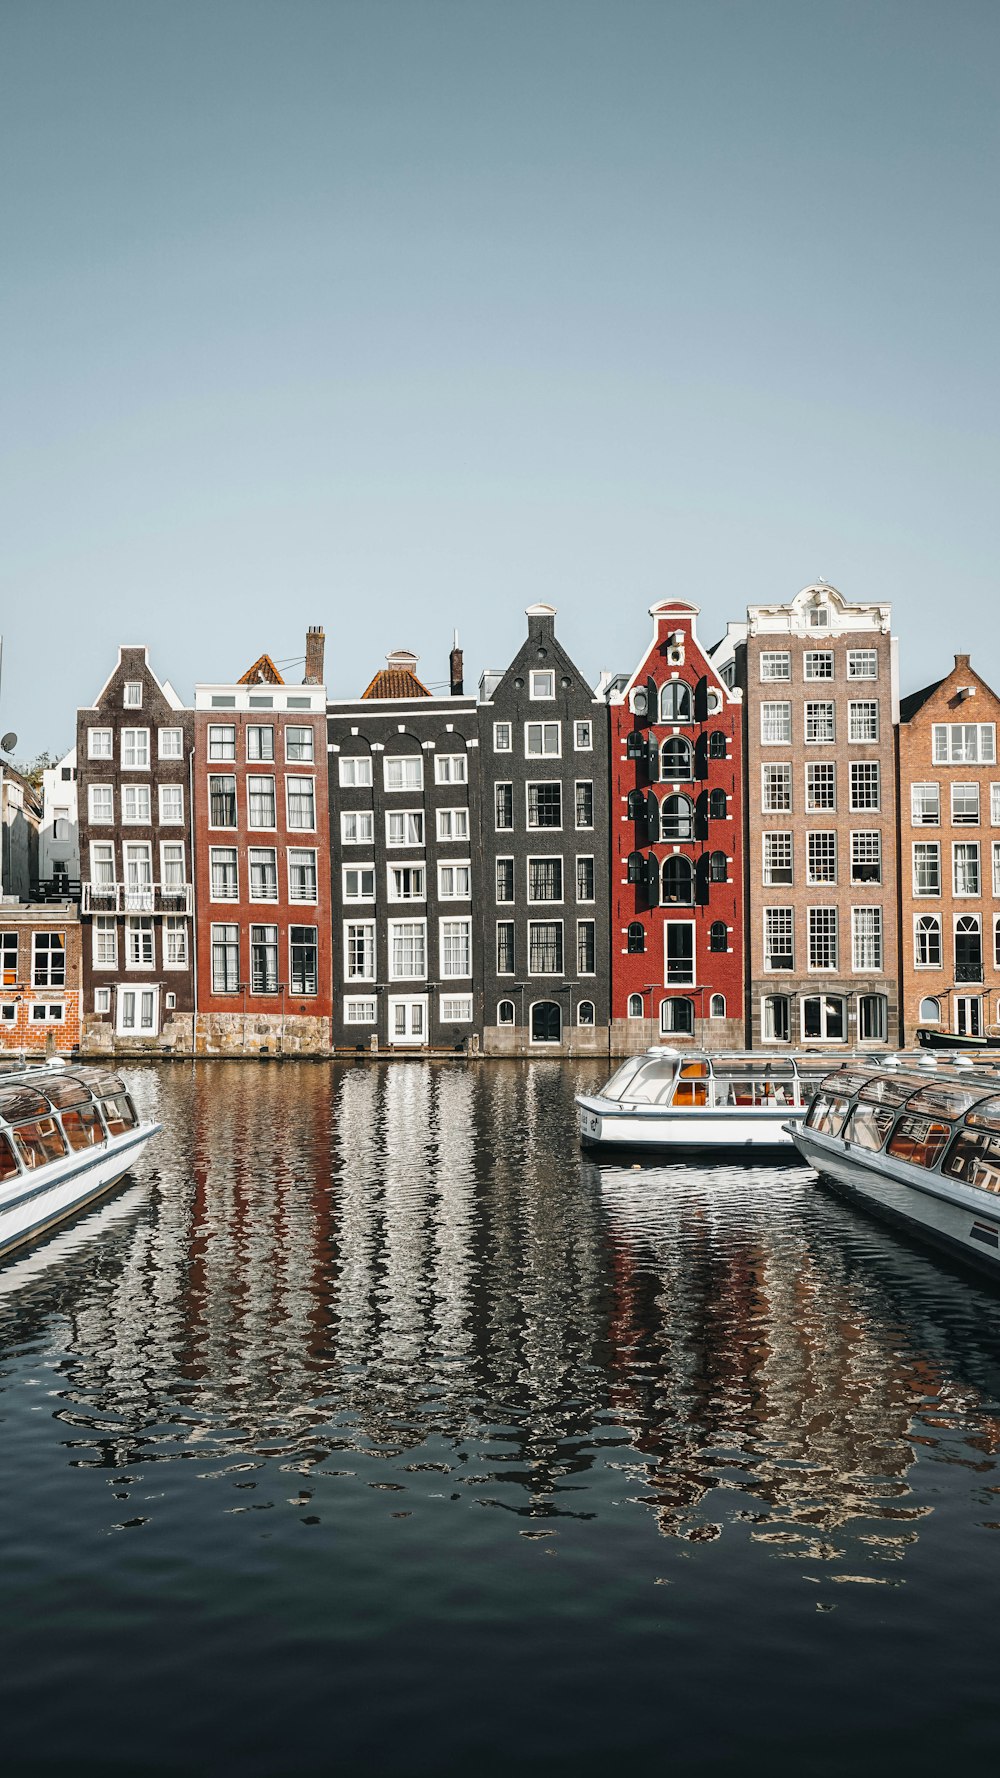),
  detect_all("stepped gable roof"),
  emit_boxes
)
[900,678,946,722]
[361,649,430,700]
[238,653,285,686]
